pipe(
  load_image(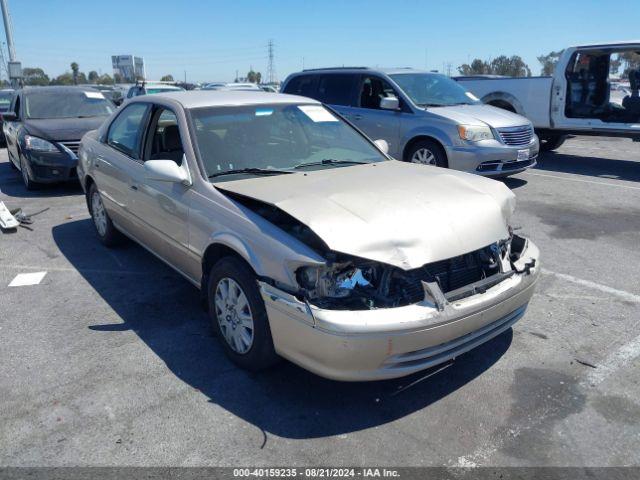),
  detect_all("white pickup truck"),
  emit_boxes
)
[457,41,640,151]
